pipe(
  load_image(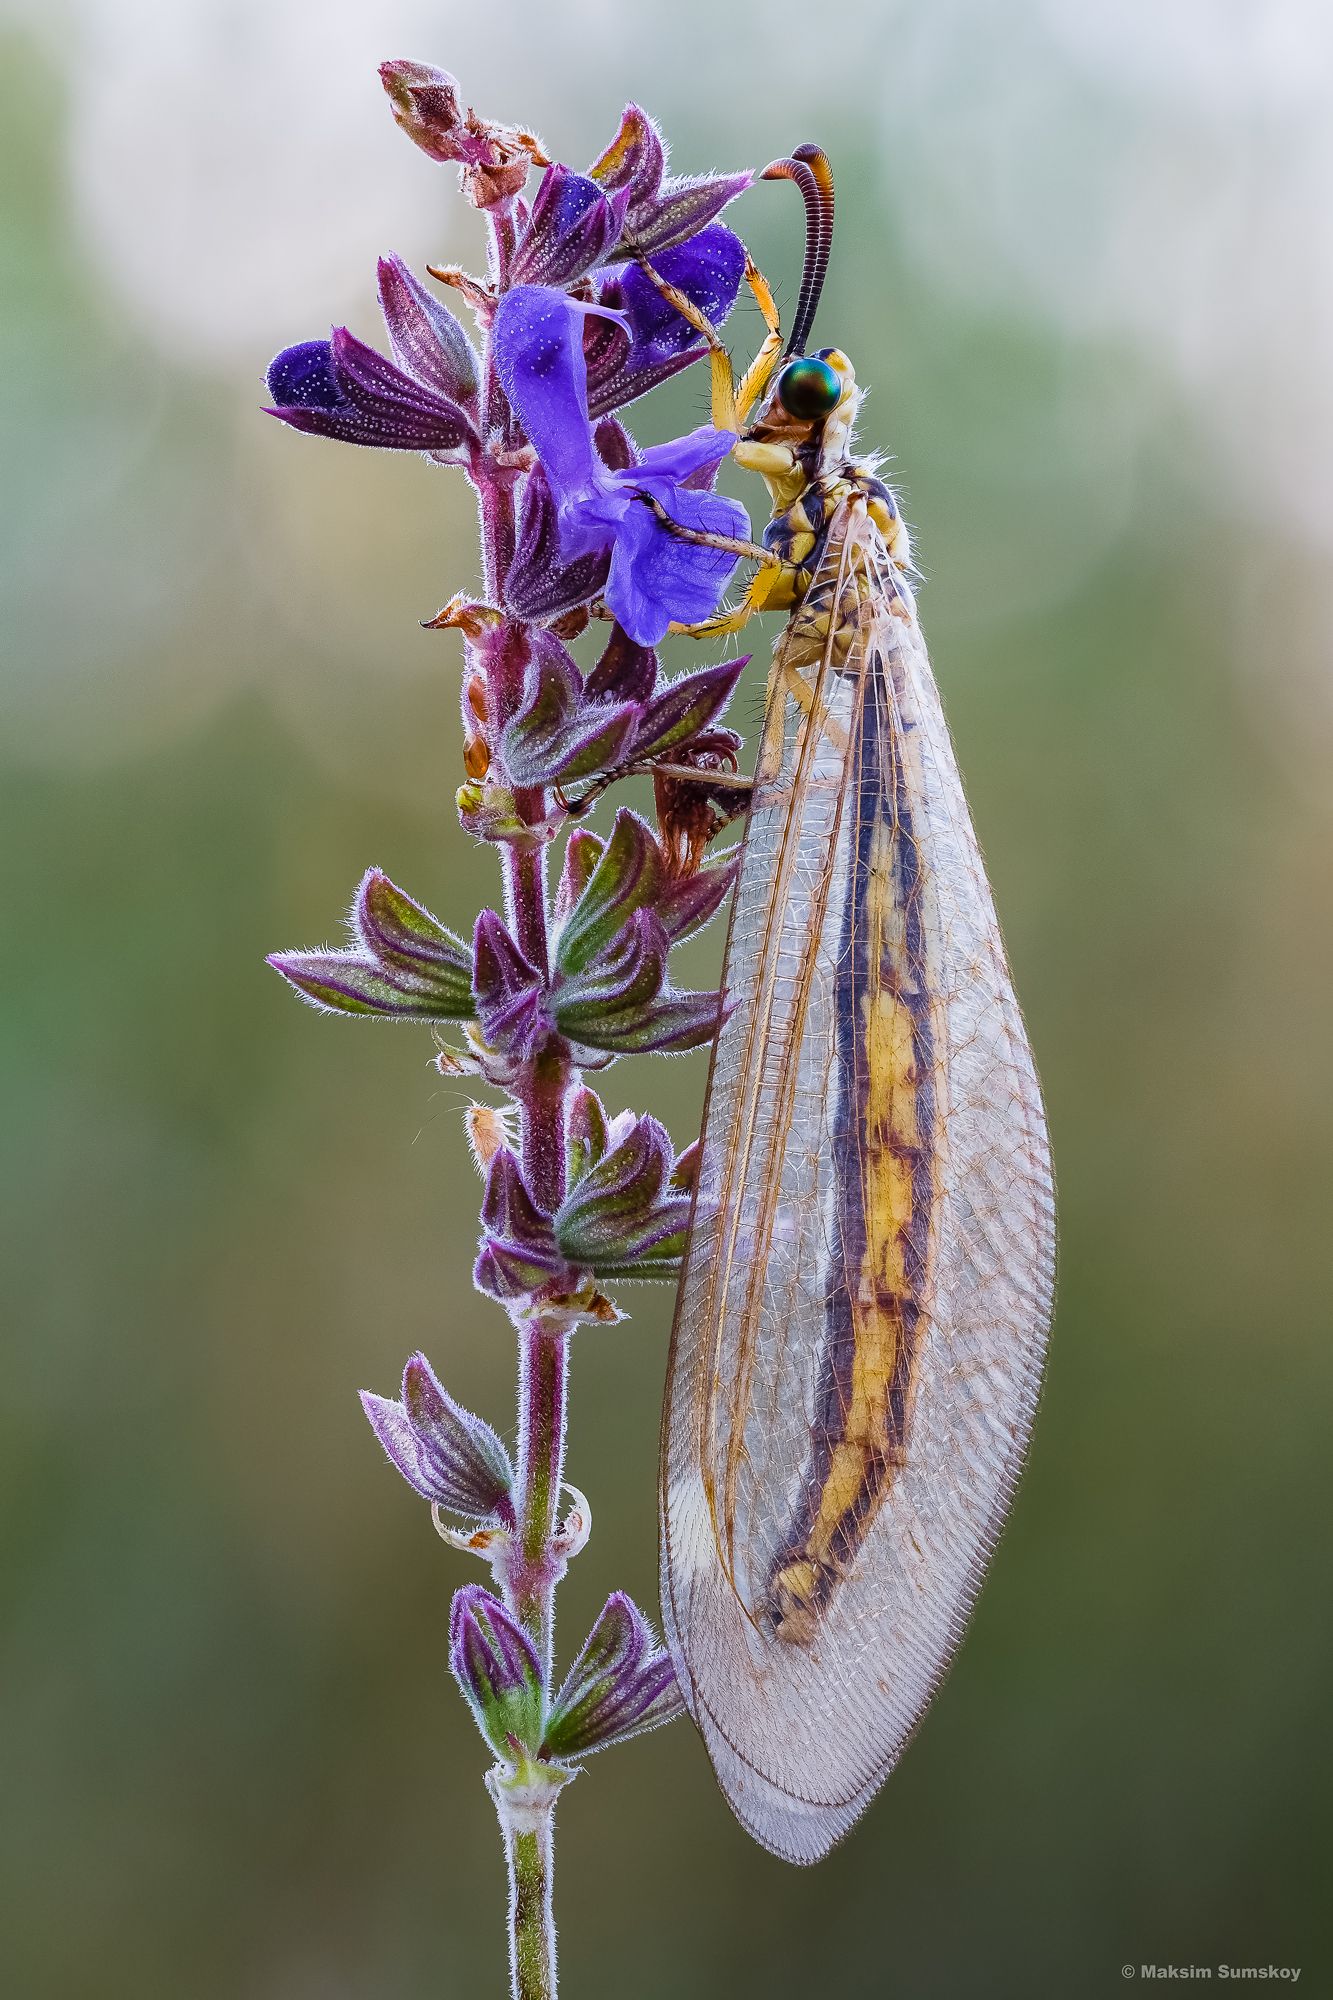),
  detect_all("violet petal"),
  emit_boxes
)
[603,482,747,646]
[491,286,601,499]
[613,224,746,365]
[267,339,345,409]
